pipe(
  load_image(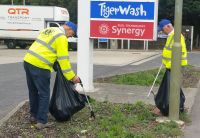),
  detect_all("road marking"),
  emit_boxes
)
[131,54,161,65]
